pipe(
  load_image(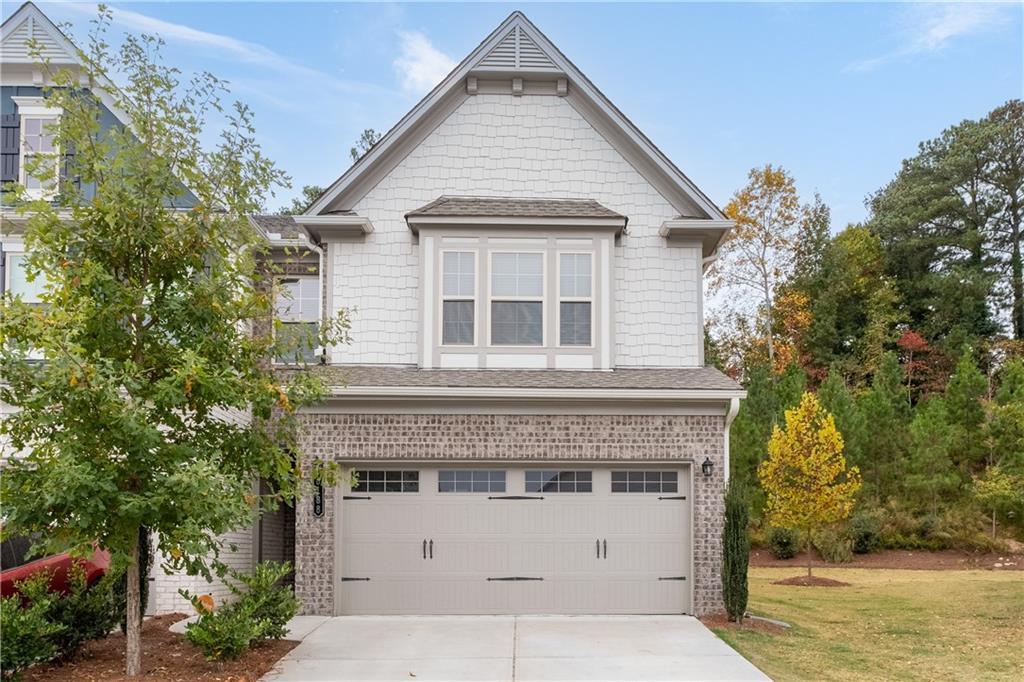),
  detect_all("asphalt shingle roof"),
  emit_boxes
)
[405,196,626,221]
[251,214,303,239]
[307,365,741,392]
